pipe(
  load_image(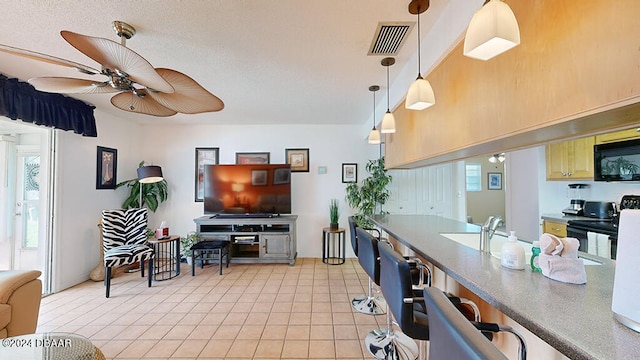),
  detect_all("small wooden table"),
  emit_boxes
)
[322,227,346,265]
[148,235,180,280]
